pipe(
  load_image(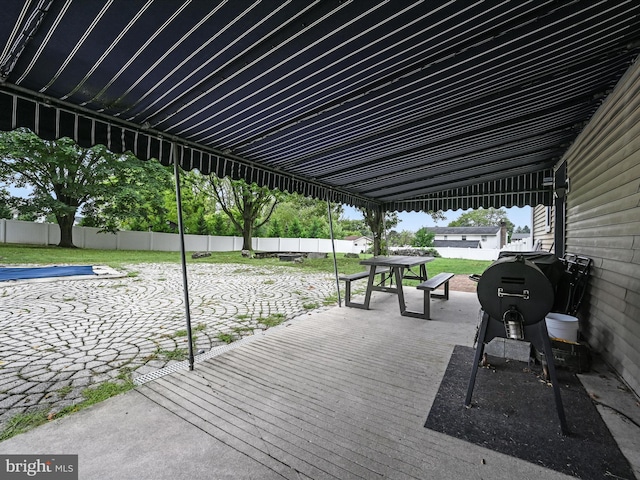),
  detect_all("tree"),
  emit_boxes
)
[209,212,233,236]
[387,229,400,246]
[0,129,170,248]
[448,207,515,237]
[398,229,416,247]
[0,188,13,219]
[265,193,343,239]
[359,208,444,254]
[288,217,303,237]
[304,217,325,238]
[194,211,209,235]
[360,207,399,255]
[412,227,435,248]
[205,174,280,251]
[81,159,173,233]
[267,217,283,237]
[339,218,369,237]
